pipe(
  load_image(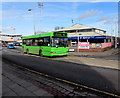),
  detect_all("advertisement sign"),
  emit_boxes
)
[90,43,101,49]
[101,42,112,48]
[78,42,90,49]
[91,43,96,48]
